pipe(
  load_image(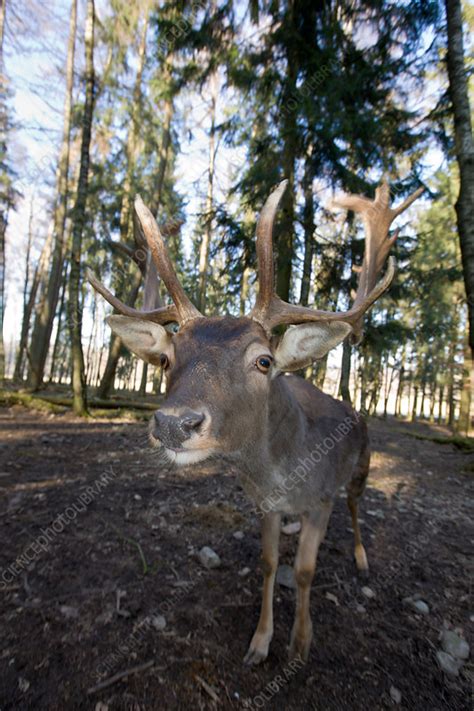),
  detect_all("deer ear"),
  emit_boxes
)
[274,321,352,372]
[106,315,172,365]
